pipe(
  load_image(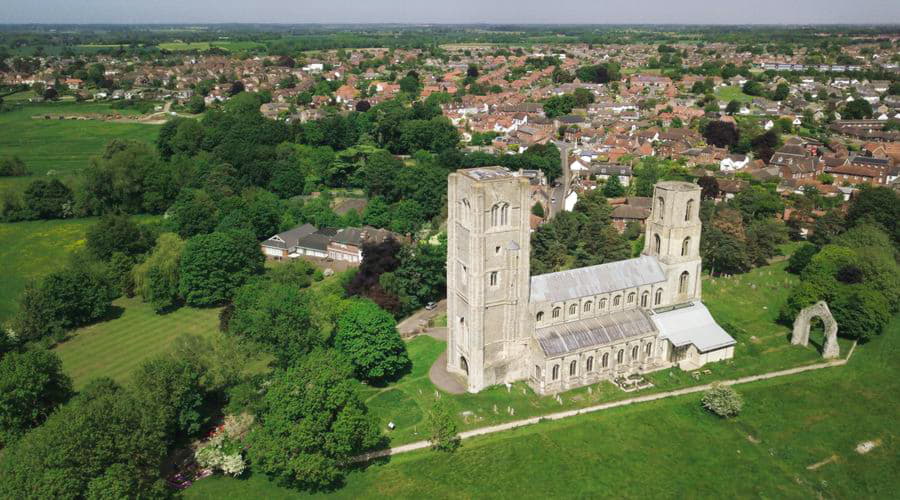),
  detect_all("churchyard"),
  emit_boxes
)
[188,310,900,498]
